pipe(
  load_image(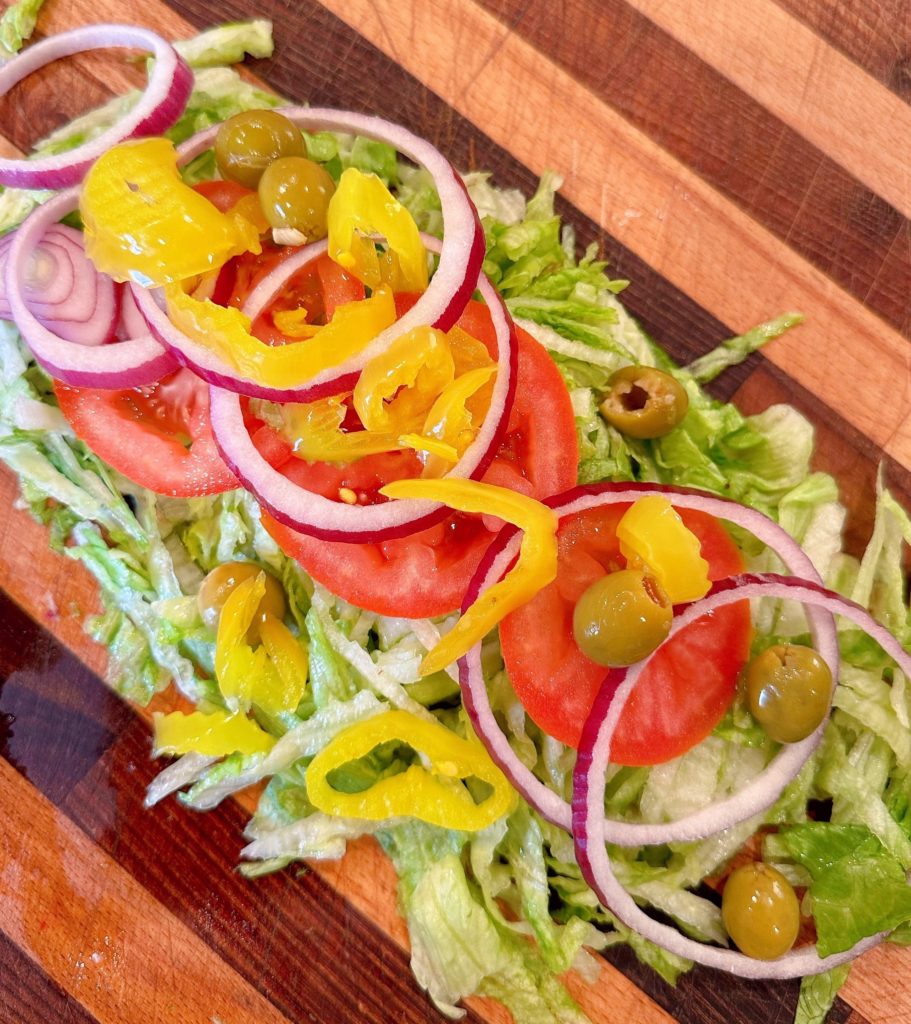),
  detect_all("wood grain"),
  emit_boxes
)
[1,0,910,1022]
[478,0,911,342]
[625,0,911,220]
